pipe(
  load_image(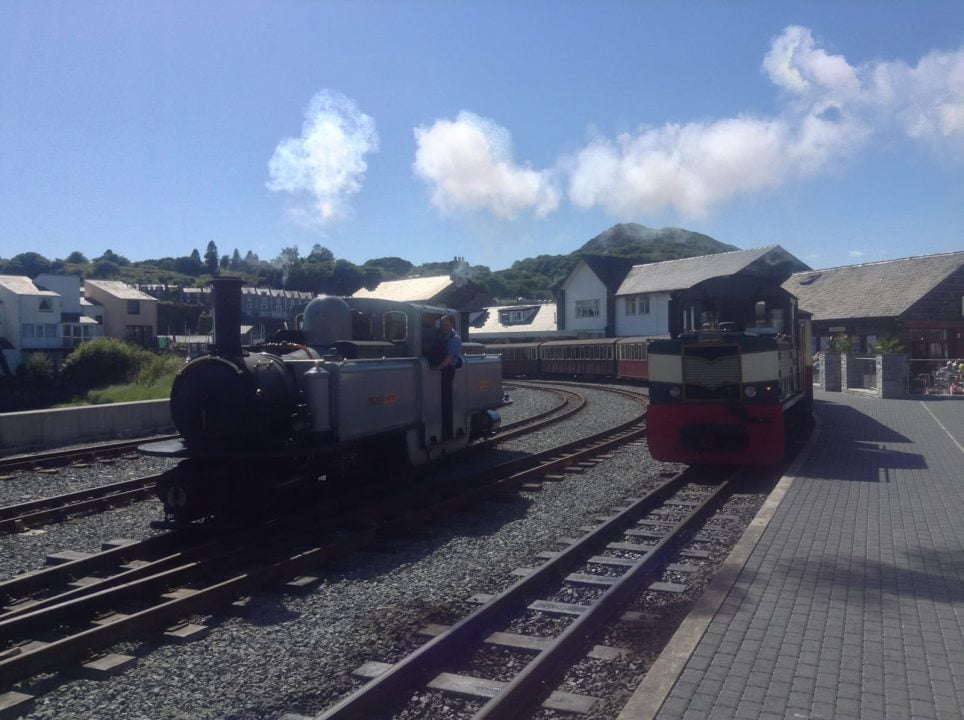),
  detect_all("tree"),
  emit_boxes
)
[230,249,243,270]
[6,252,52,278]
[175,253,203,276]
[361,266,382,291]
[220,255,230,270]
[309,244,334,262]
[90,260,120,278]
[66,251,88,264]
[95,249,130,266]
[364,256,413,279]
[286,261,330,293]
[327,259,364,296]
[204,241,219,275]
